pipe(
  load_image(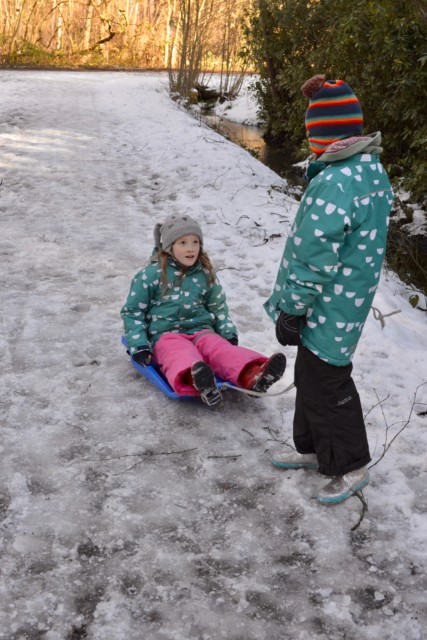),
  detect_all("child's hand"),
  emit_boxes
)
[133,348,152,366]
[275,312,304,346]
